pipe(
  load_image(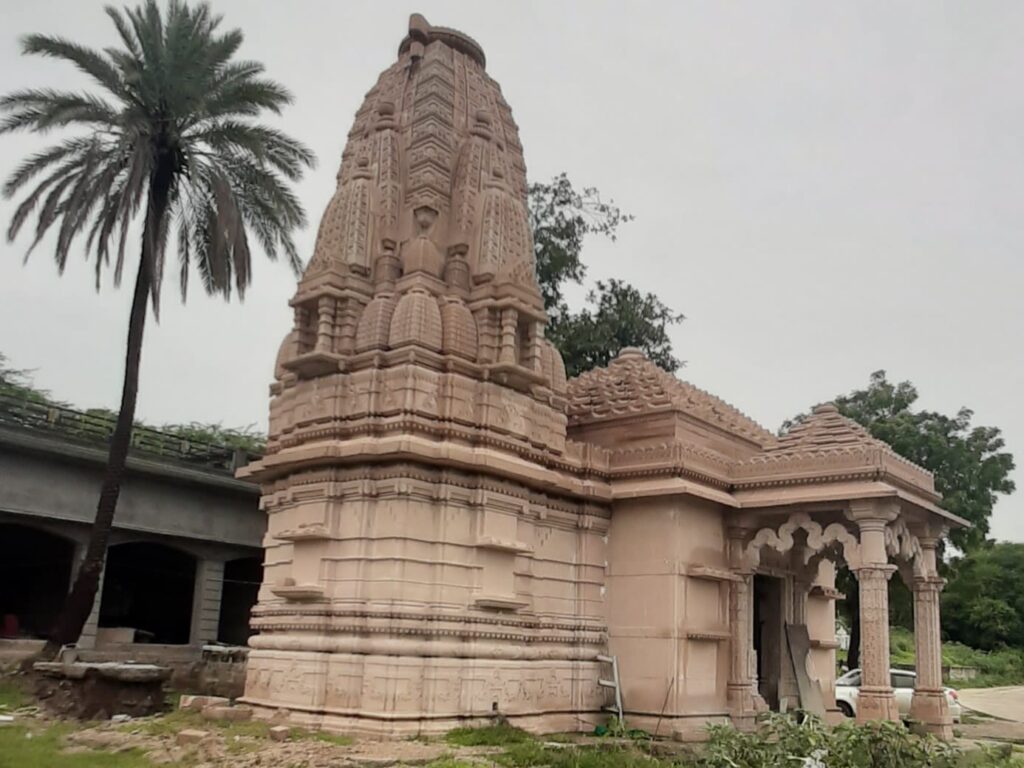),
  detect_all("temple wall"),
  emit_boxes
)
[243,460,609,734]
[605,495,731,732]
